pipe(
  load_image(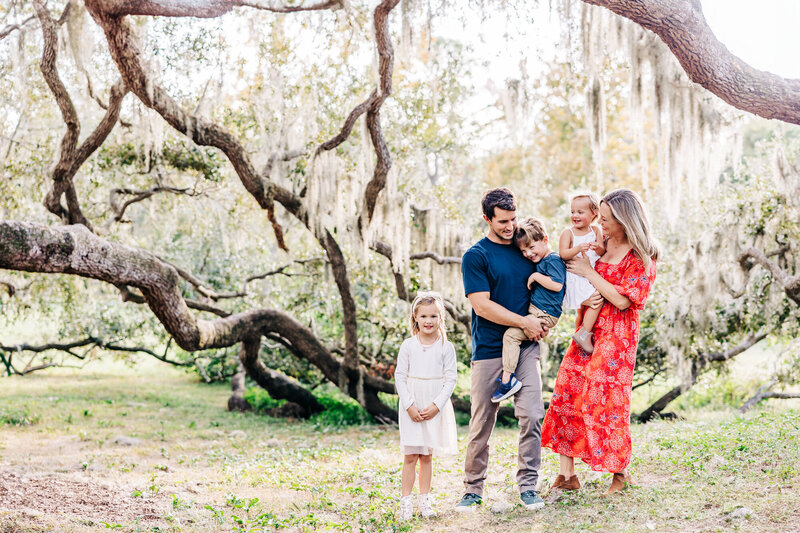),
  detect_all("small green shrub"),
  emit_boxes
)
[244,386,374,426]
[0,407,40,426]
[242,388,286,412]
[311,390,374,426]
